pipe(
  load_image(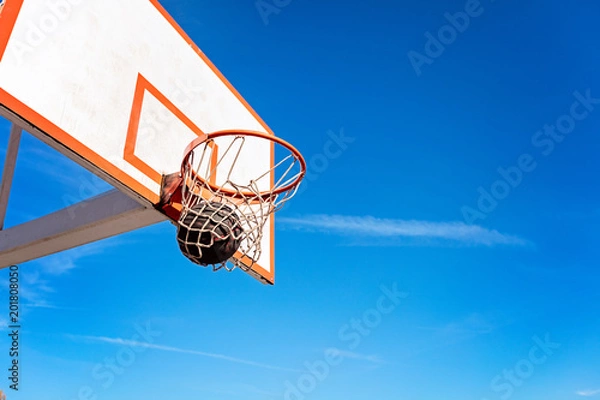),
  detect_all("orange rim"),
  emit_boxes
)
[182,130,306,198]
